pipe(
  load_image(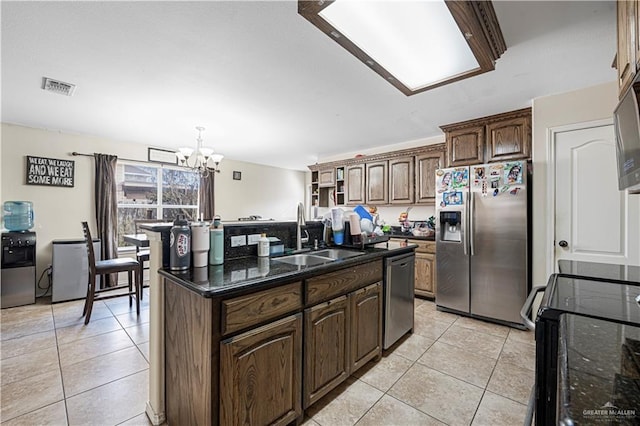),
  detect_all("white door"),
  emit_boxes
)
[554,122,640,267]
